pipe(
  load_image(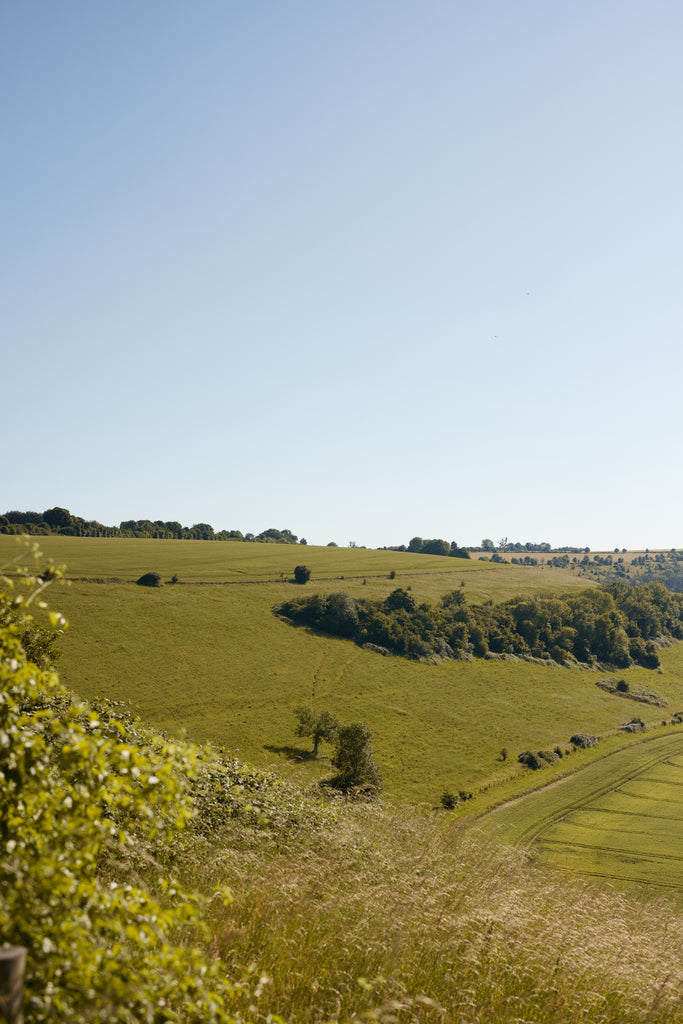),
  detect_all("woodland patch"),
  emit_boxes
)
[277,581,683,670]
